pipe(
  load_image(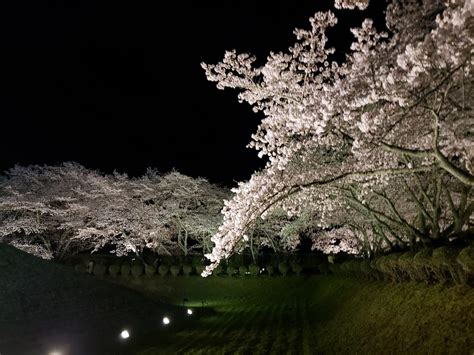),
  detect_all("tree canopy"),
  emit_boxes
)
[201,0,473,275]
[0,163,229,260]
